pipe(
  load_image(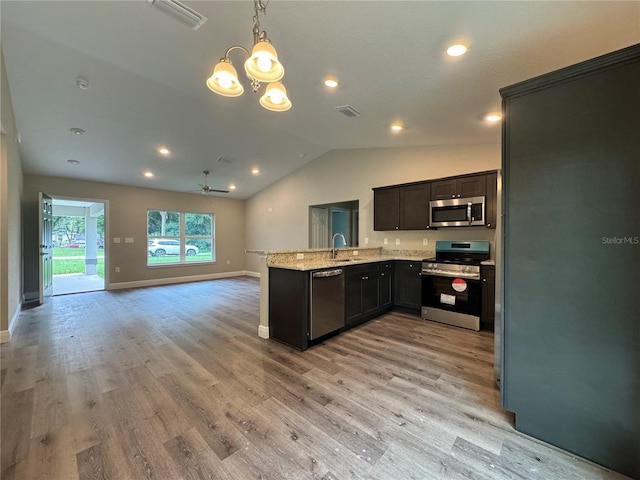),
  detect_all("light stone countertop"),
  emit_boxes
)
[264,249,430,272]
